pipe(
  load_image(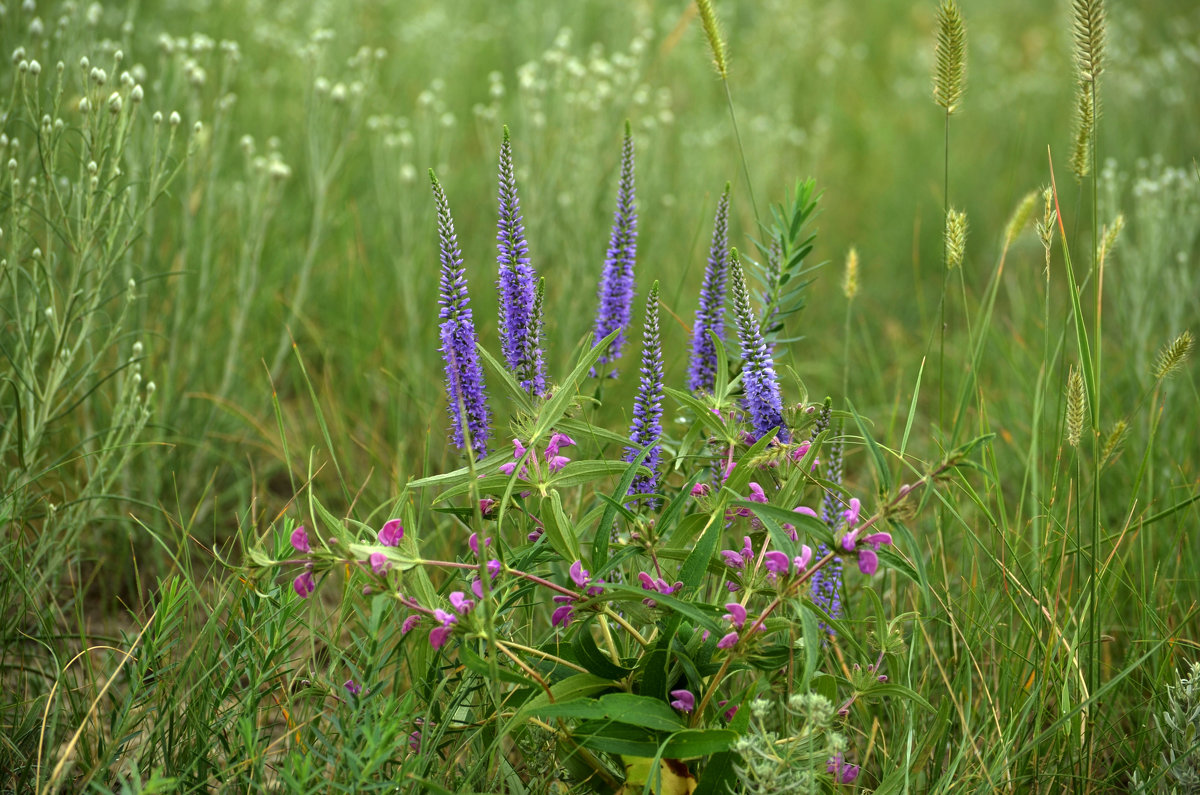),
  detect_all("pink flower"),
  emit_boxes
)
[545,432,575,457]
[429,625,454,650]
[827,752,860,783]
[344,679,362,696]
[740,536,754,565]
[842,497,861,527]
[748,482,767,503]
[408,731,421,753]
[290,526,311,554]
[720,550,745,569]
[569,560,590,588]
[546,454,570,472]
[763,550,791,575]
[551,602,574,628]
[723,601,747,628]
[293,571,315,597]
[449,591,475,615]
[794,545,813,572]
[857,547,879,576]
[479,497,497,517]
[378,519,404,546]
[468,532,491,555]
[669,689,695,712]
[369,552,390,575]
[401,614,421,634]
[862,531,892,549]
[690,482,711,497]
[790,440,811,462]
[716,631,740,649]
